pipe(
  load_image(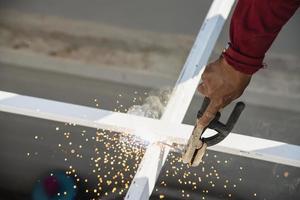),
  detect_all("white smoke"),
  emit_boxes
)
[127,88,171,119]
